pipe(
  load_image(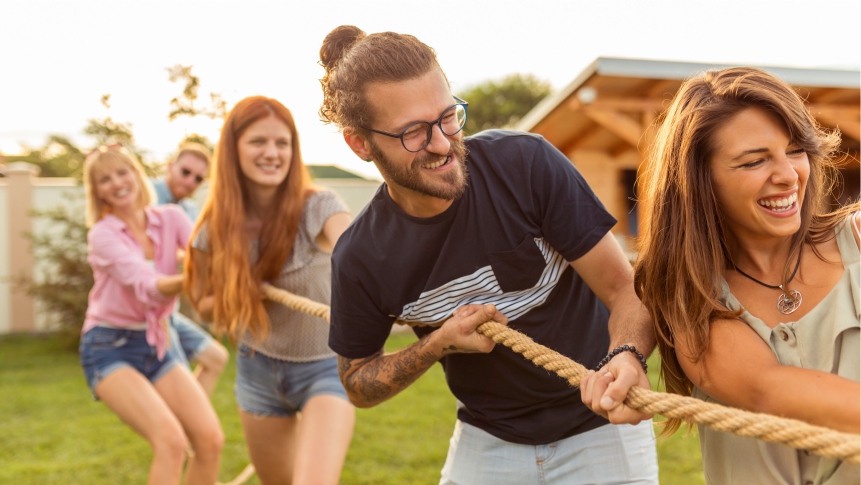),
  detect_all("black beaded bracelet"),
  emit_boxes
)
[594,345,647,373]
